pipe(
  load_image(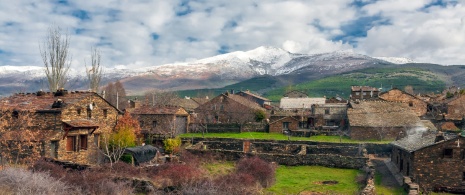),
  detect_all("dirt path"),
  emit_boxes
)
[370,157,402,188]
